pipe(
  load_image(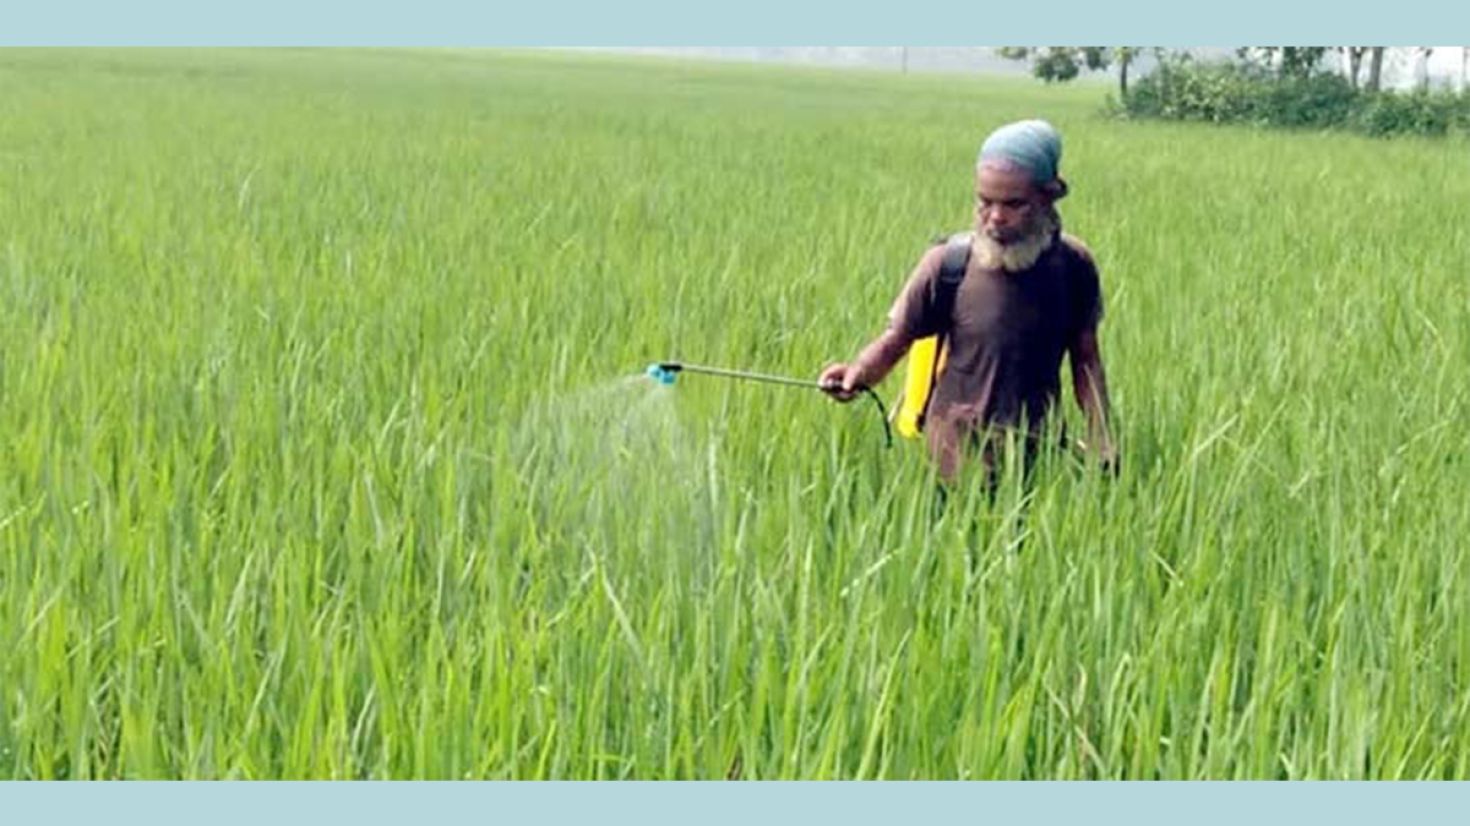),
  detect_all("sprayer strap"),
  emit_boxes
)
[935,232,971,334]
[913,233,971,431]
